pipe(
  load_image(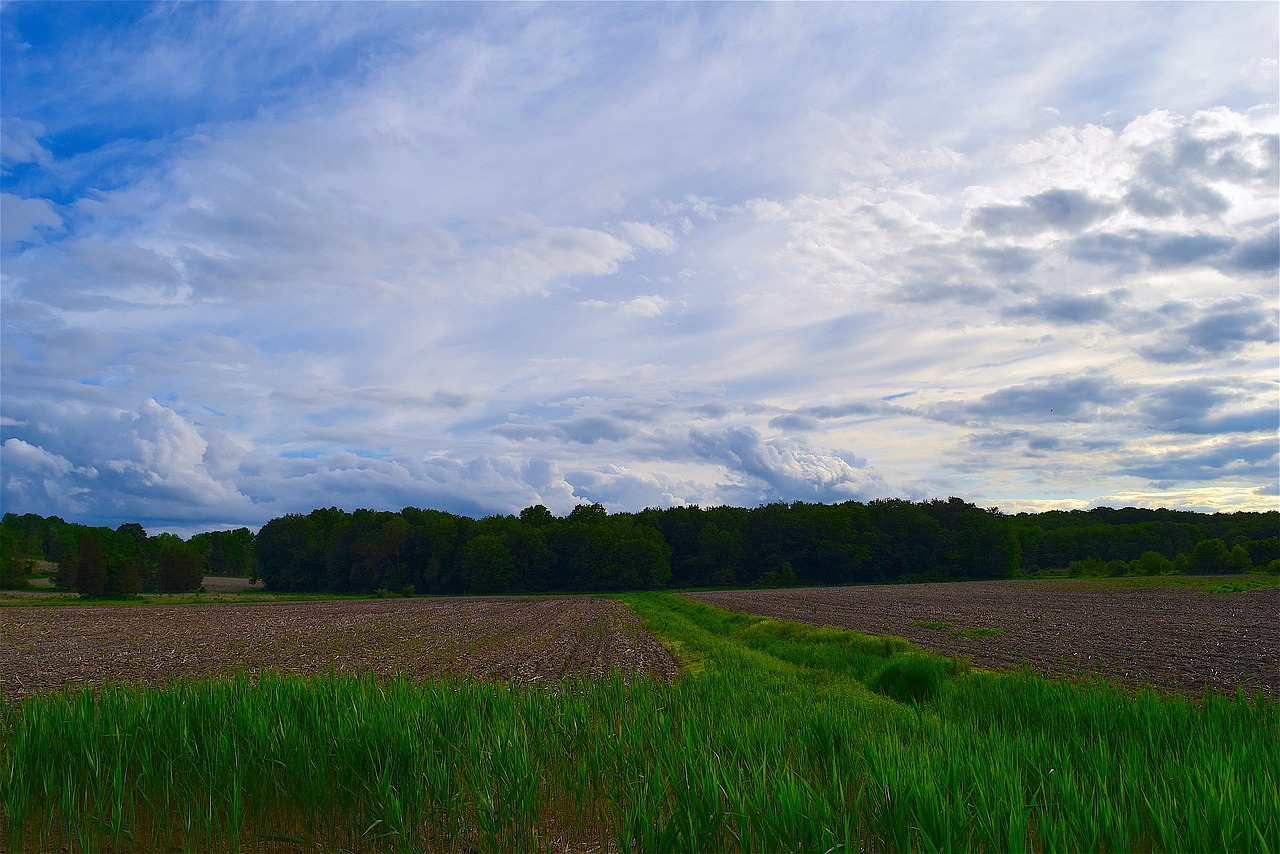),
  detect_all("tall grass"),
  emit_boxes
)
[2,593,1276,851]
